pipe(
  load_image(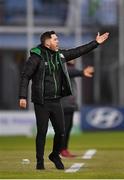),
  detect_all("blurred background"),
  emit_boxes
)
[0,0,124,135]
